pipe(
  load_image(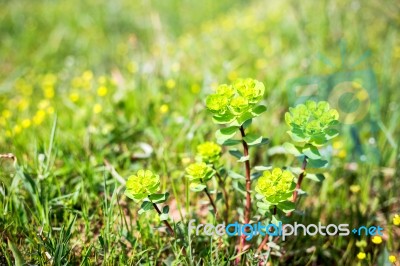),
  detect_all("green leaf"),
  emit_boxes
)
[160,213,169,221]
[306,173,325,182]
[229,149,243,159]
[189,183,206,192]
[238,155,249,162]
[124,190,147,202]
[325,128,339,140]
[243,133,263,146]
[254,165,272,171]
[307,158,328,168]
[215,126,238,144]
[329,120,340,126]
[283,142,302,156]
[310,133,327,146]
[8,240,25,266]
[162,206,170,214]
[232,180,246,195]
[138,201,153,214]
[220,139,242,146]
[251,138,270,147]
[229,171,245,179]
[302,145,321,160]
[251,105,267,116]
[287,131,309,143]
[149,192,169,203]
[236,111,254,125]
[277,201,295,213]
[256,201,270,210]
[212,113,236,124]
[242,119,252,129]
